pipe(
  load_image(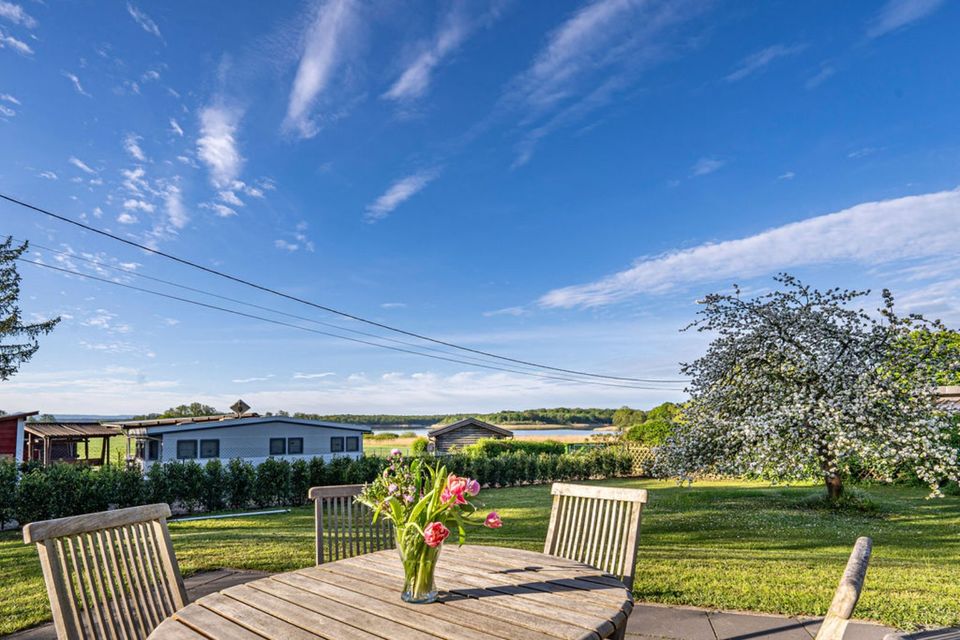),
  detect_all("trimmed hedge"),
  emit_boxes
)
[2,446,634,526]
[463,437,566,457]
